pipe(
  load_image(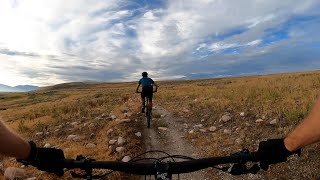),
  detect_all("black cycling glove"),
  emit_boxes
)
[256,139,301,170]
[17,141,65,176]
